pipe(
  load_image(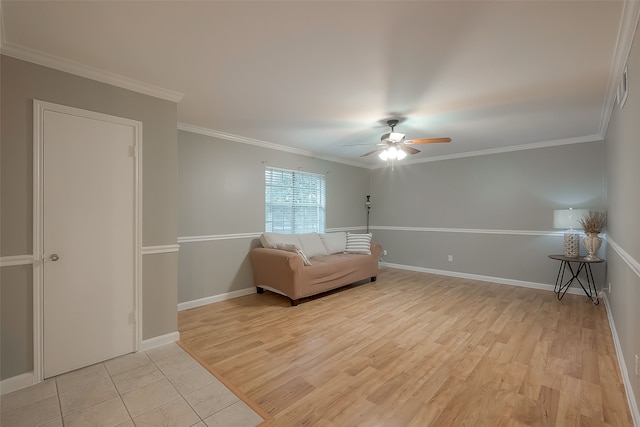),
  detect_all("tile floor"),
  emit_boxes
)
[1,343,264,427]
